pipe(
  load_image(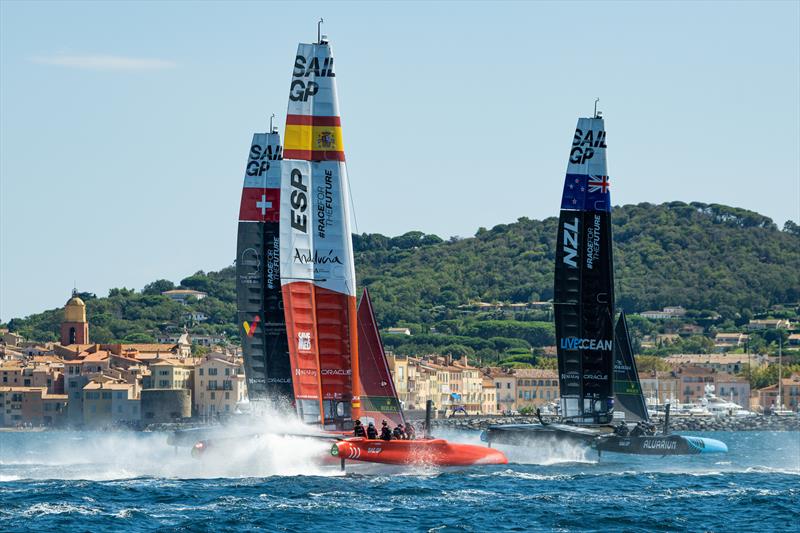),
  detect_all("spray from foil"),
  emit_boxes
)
[0,407,340,481]
[431,428,597,465]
